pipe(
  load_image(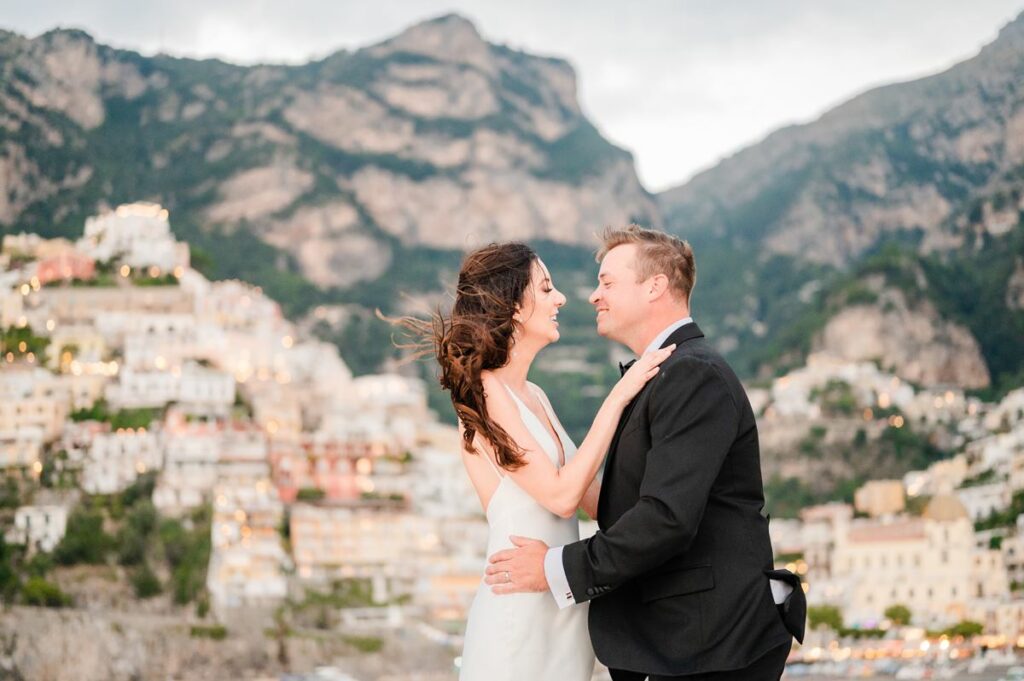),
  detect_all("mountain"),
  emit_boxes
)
[2,10,1023,423]
[0,15,657,296]
[659,12,1024,394]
